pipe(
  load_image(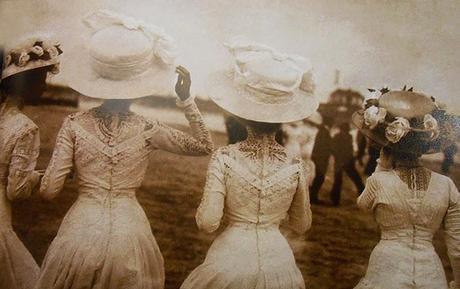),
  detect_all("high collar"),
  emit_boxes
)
[245,127,278,144]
